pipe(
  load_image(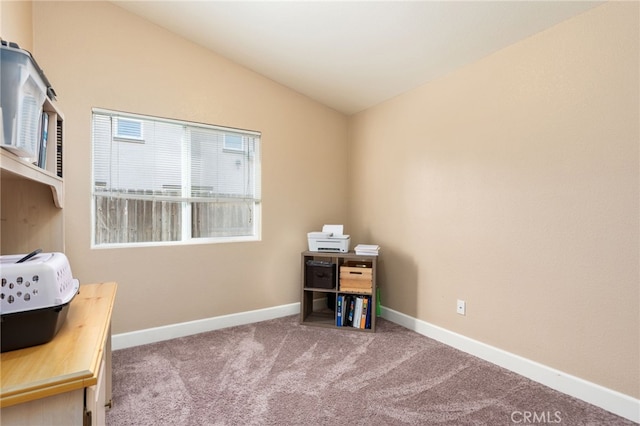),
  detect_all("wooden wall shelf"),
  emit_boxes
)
[1,149,63,208]
[0,94,64,255]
